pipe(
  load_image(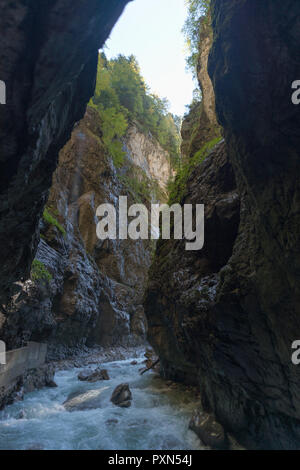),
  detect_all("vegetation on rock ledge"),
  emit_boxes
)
[183,0,211,78]
[31,260,53,285]
[89,53,181,170]
[168,136,221,204]
[43,208,66,236]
